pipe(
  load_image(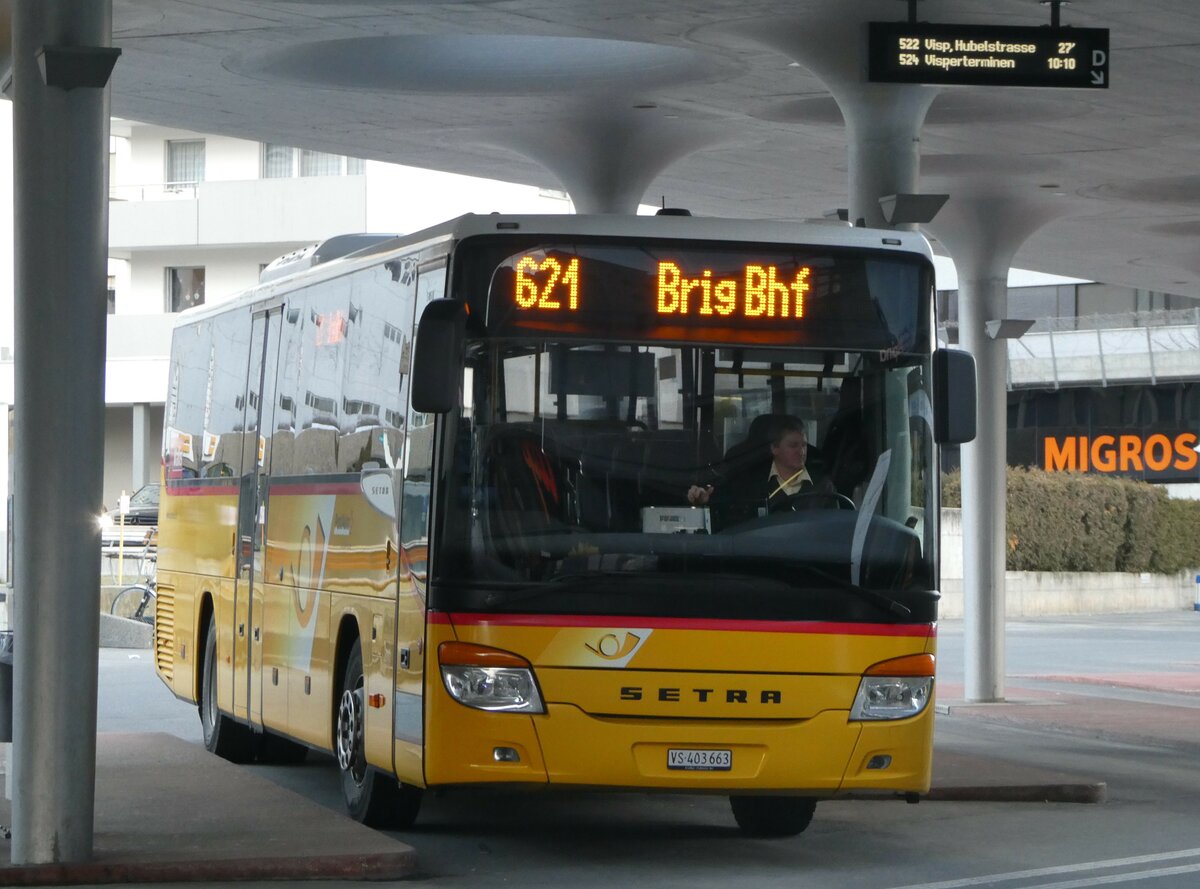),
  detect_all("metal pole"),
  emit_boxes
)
[10,0,114,864]
[1145,325,1157,385]
[1048,325,1059,390]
